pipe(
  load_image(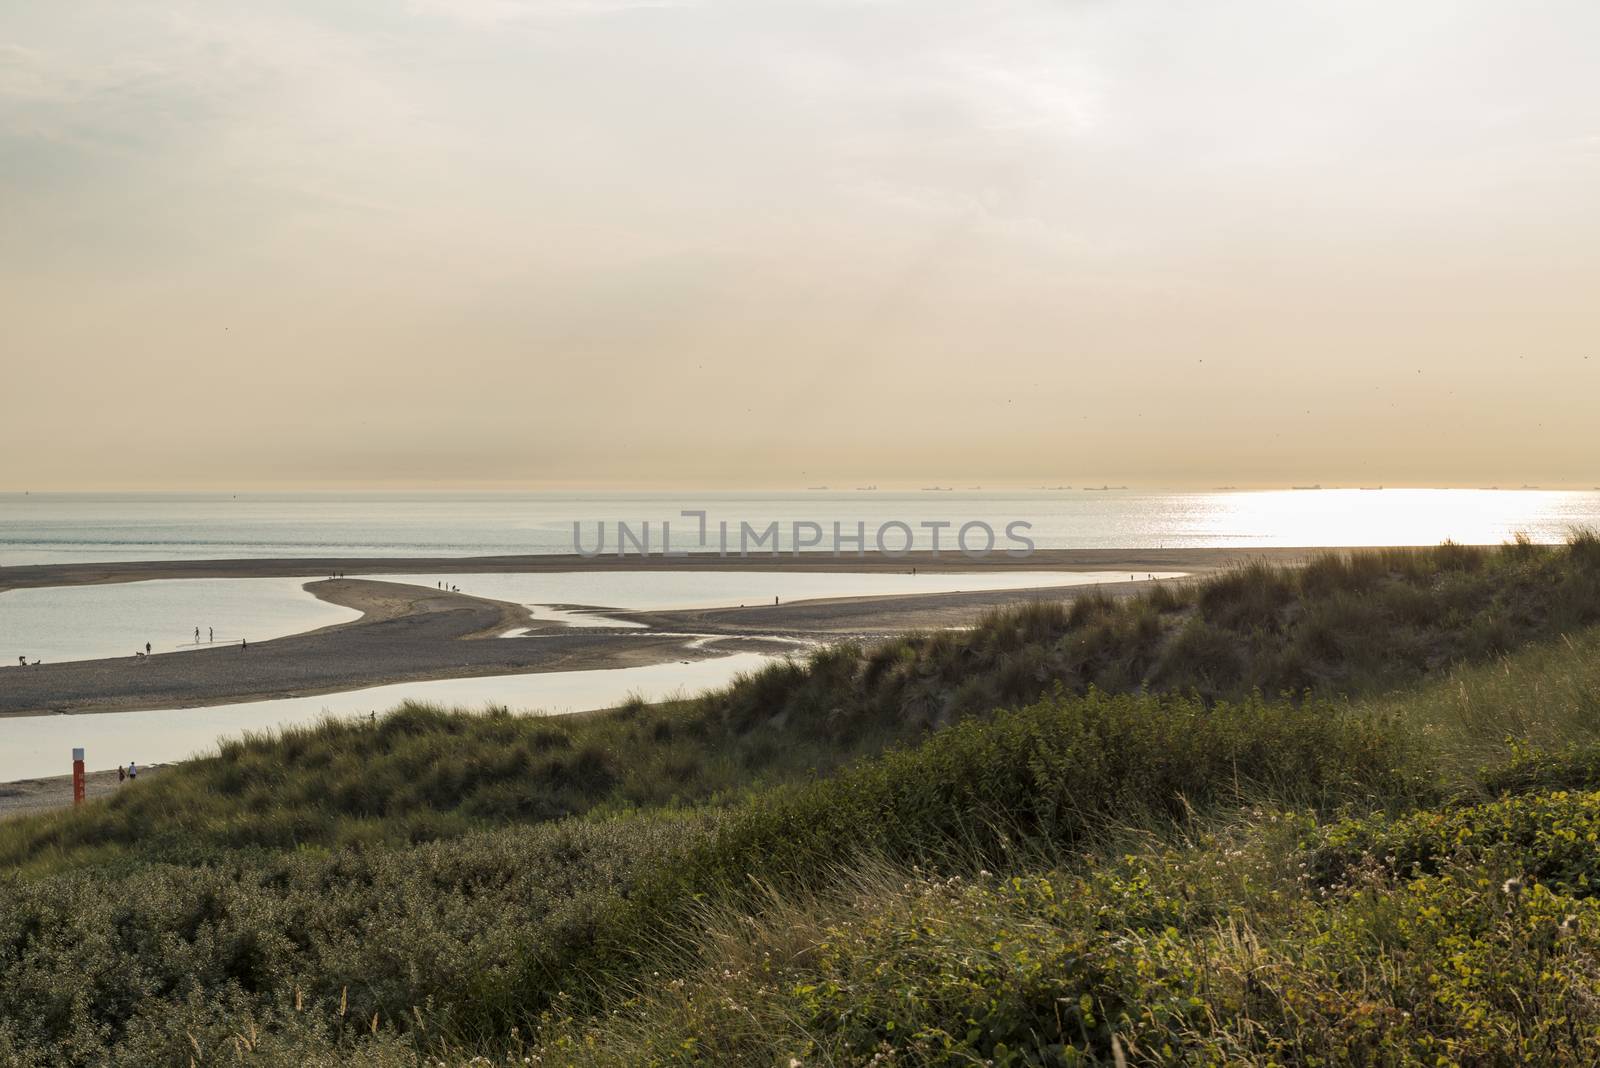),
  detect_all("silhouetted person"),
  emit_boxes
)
[208,627,213,642]
[118,766,126,783]
[145,641,151,655]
